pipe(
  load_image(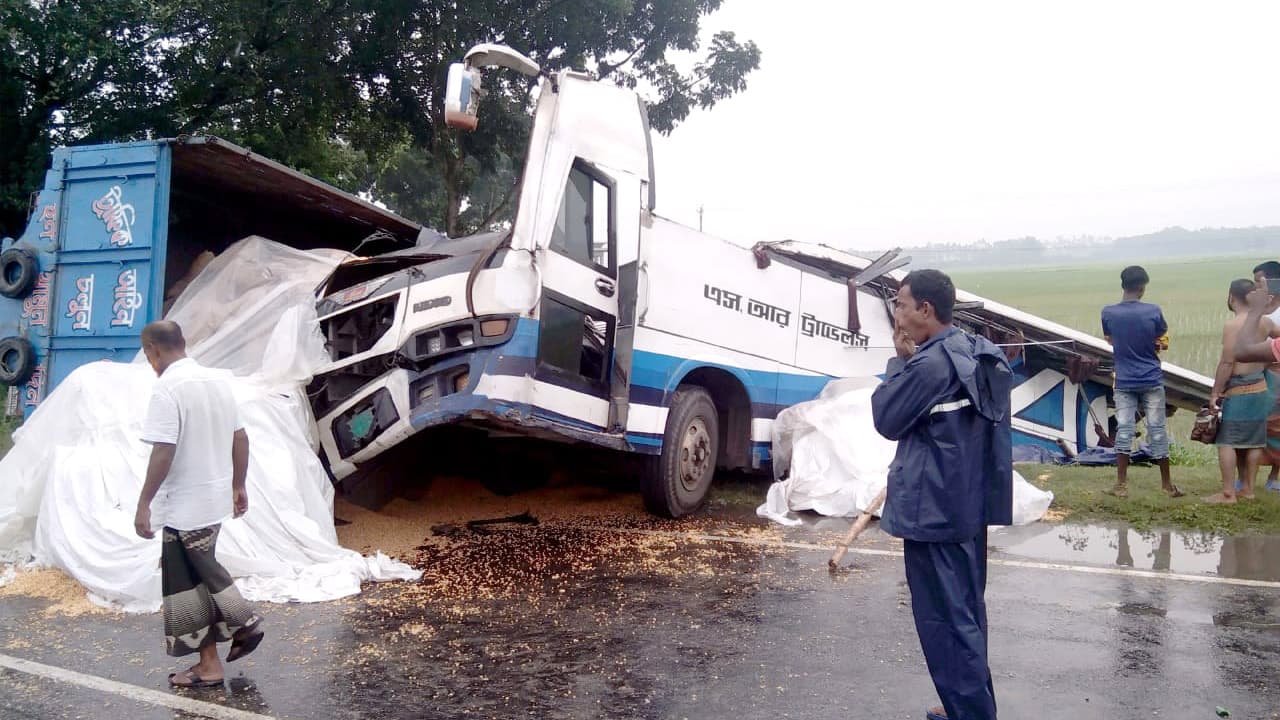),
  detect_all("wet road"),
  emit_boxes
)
[2,484,1279,720]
